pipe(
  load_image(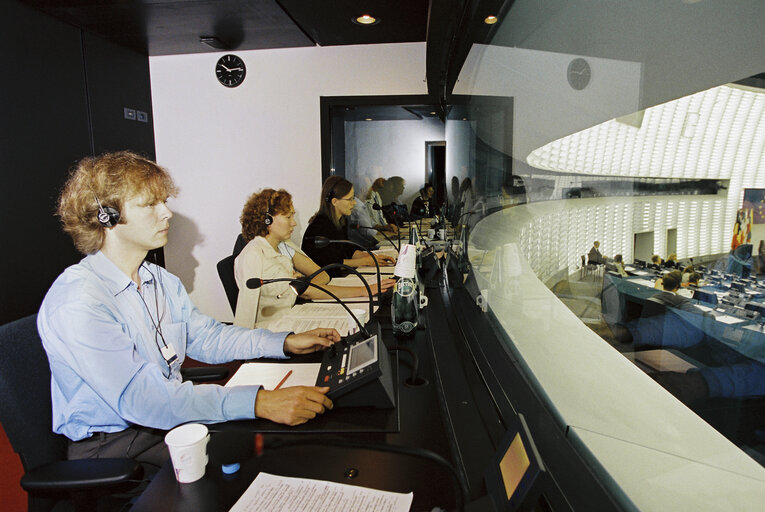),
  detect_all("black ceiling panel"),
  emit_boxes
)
[277,0,429,46]
[16,0,315,55]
